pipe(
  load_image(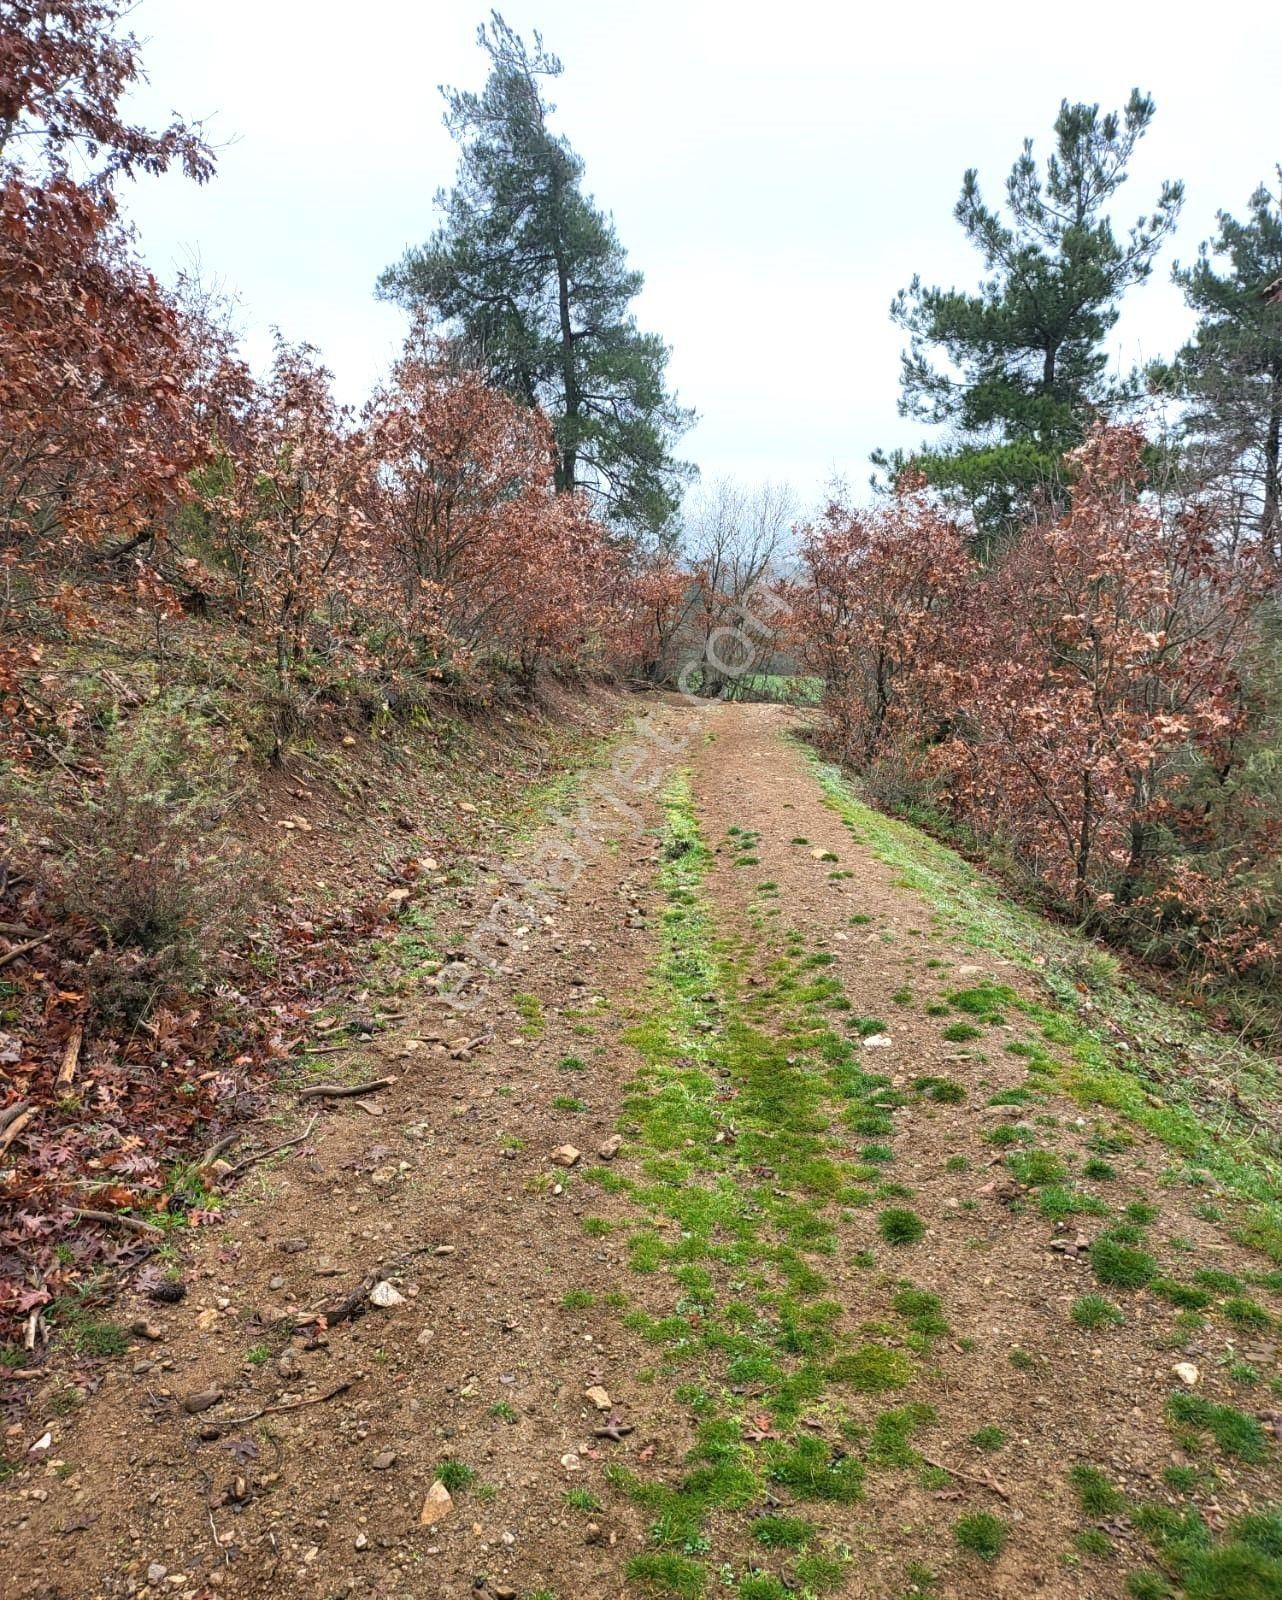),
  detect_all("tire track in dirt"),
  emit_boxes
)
[0,701,706,1600]
[687,703,1282,1600]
